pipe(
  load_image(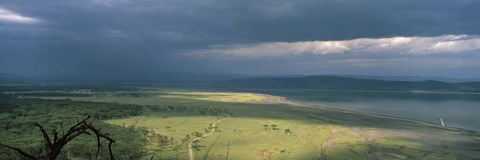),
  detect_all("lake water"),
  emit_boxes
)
[227,88,480,131]
[307,96,480,130]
